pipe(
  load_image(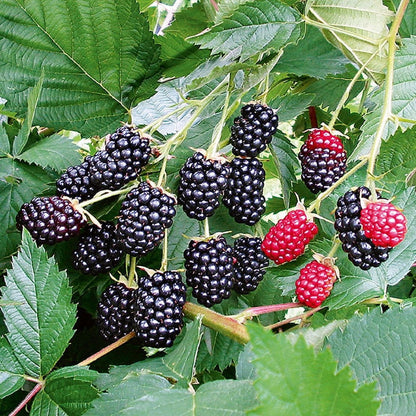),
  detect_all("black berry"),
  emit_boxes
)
[16,196,87,245]
[230,103,278,157]
[116,182,176,257]
[223,157,265,225]
[178,152,230,221]
[97,282,136,342]
[184,236,234,307]
[233,237,269,294]
[133,271,186,348]
[73,222,123,275]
